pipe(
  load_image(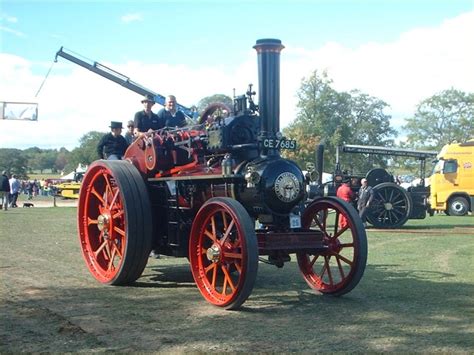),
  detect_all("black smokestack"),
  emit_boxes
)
[253,39,284,155]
